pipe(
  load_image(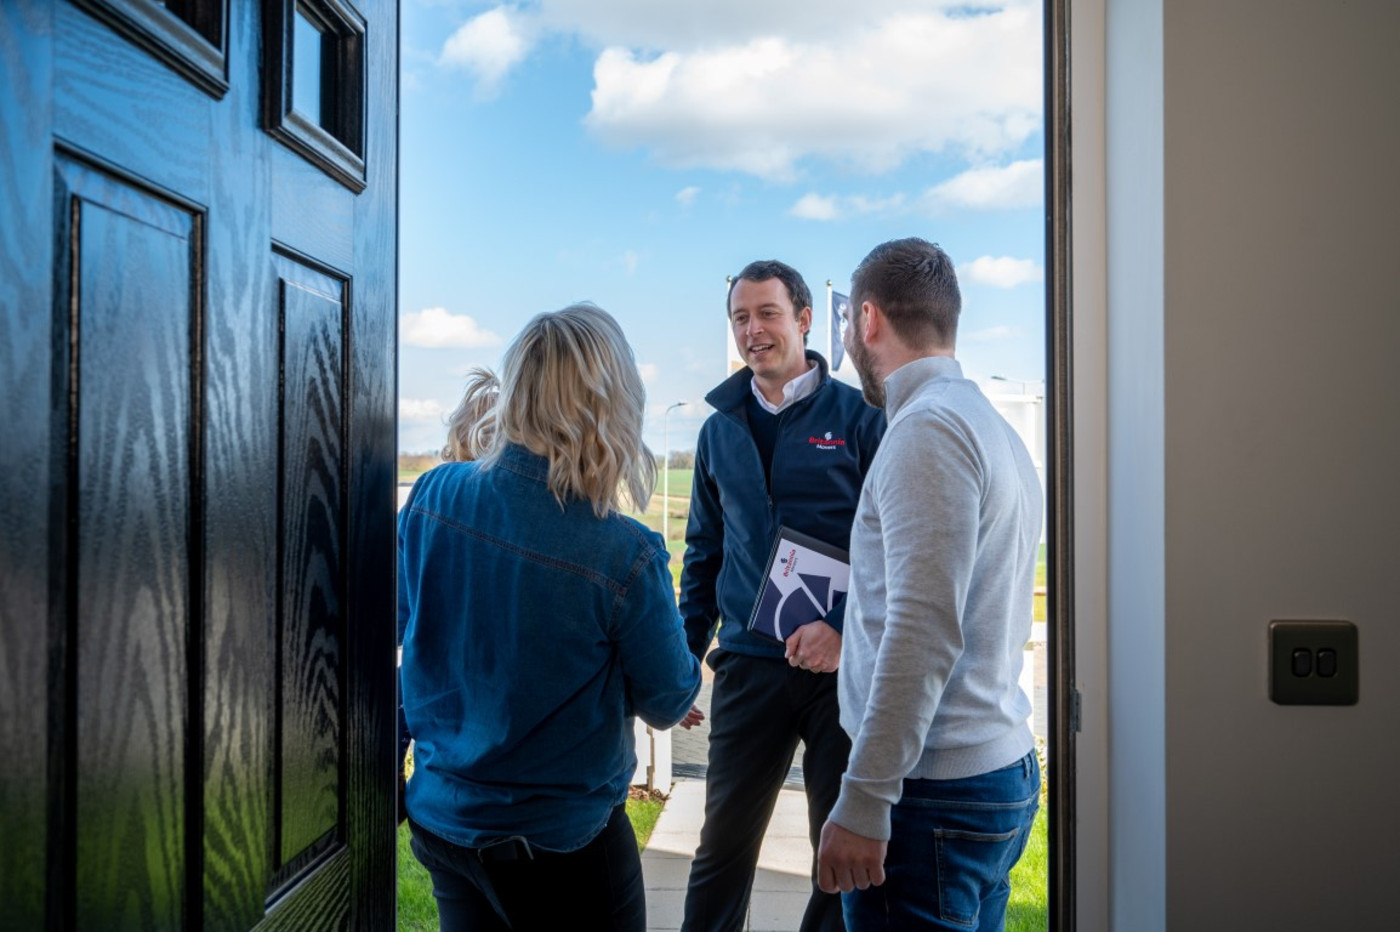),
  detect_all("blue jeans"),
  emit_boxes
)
[408,804,645,931]
[843,752,1040,932]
